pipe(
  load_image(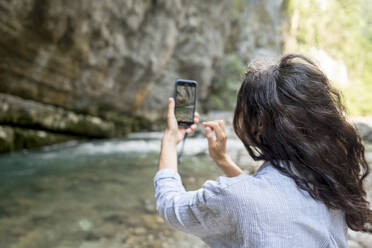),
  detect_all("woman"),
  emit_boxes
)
[154,54,372,247]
